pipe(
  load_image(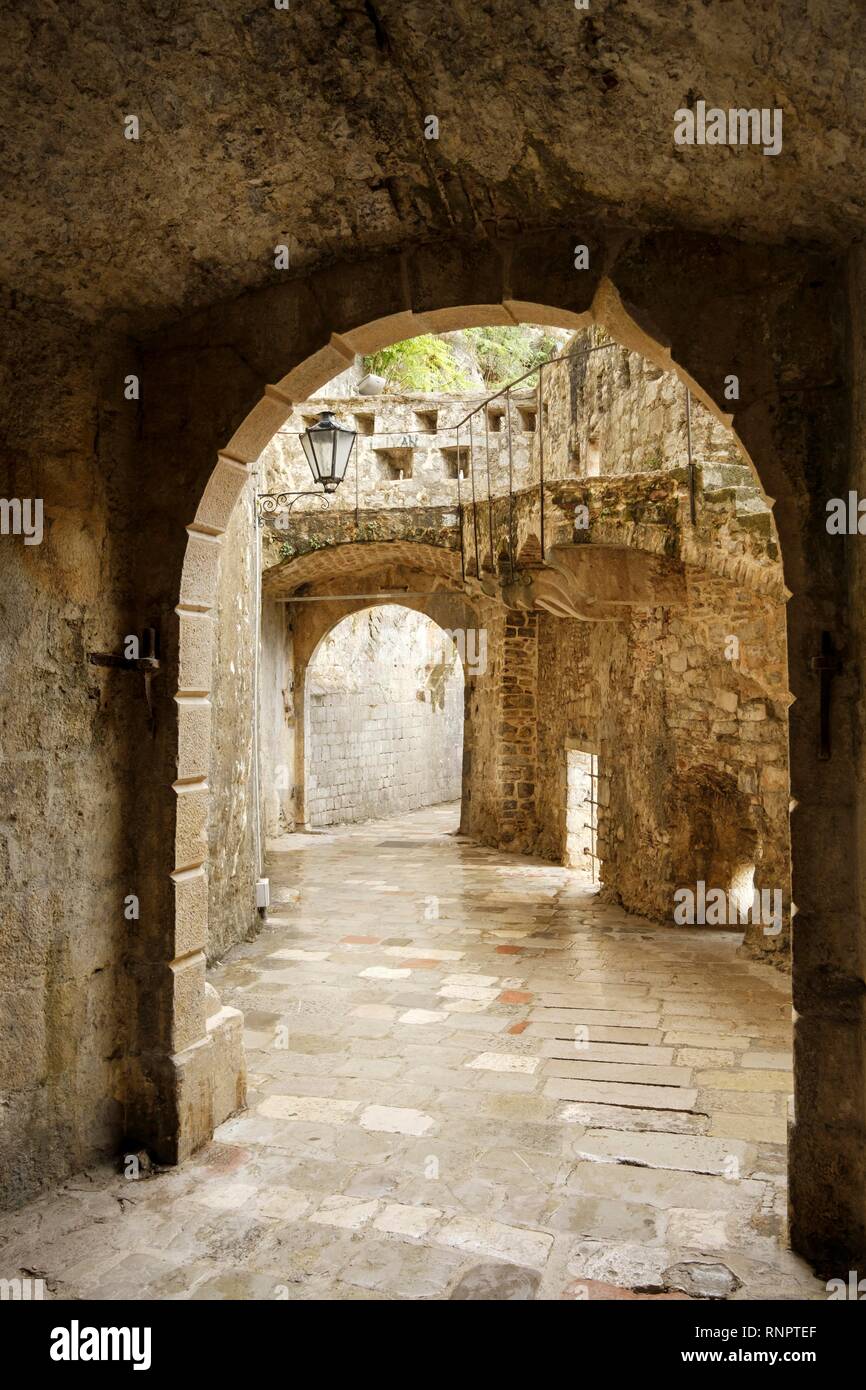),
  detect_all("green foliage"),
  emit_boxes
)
[640,446,665,471]
[364,335,473,393]
[364,325,564,394]
[461,325,562,388]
